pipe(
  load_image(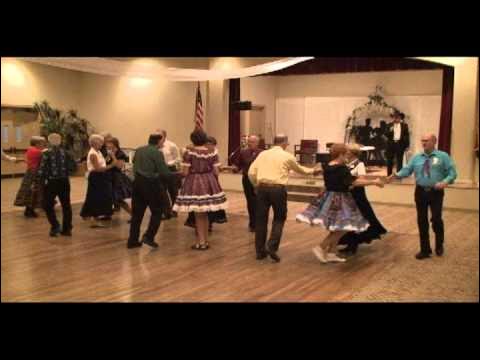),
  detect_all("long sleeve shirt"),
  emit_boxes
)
[160,139,180,167]
[232,148,263,176]
[133,144,172,180]
[37,146,74,181]
[248,146,315,186]
[396,150,457,187]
